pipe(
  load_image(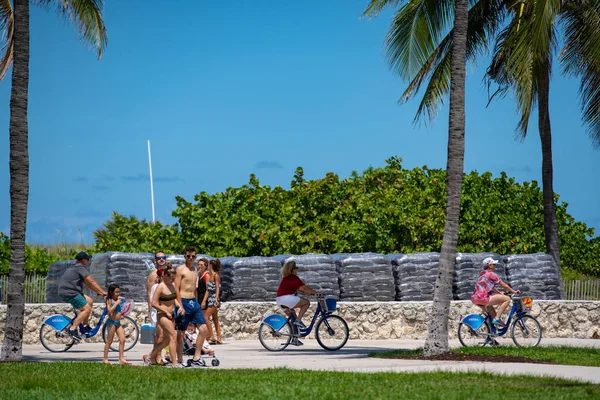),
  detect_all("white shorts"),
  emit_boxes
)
[150,309,157,327]
[276,295,301,309]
